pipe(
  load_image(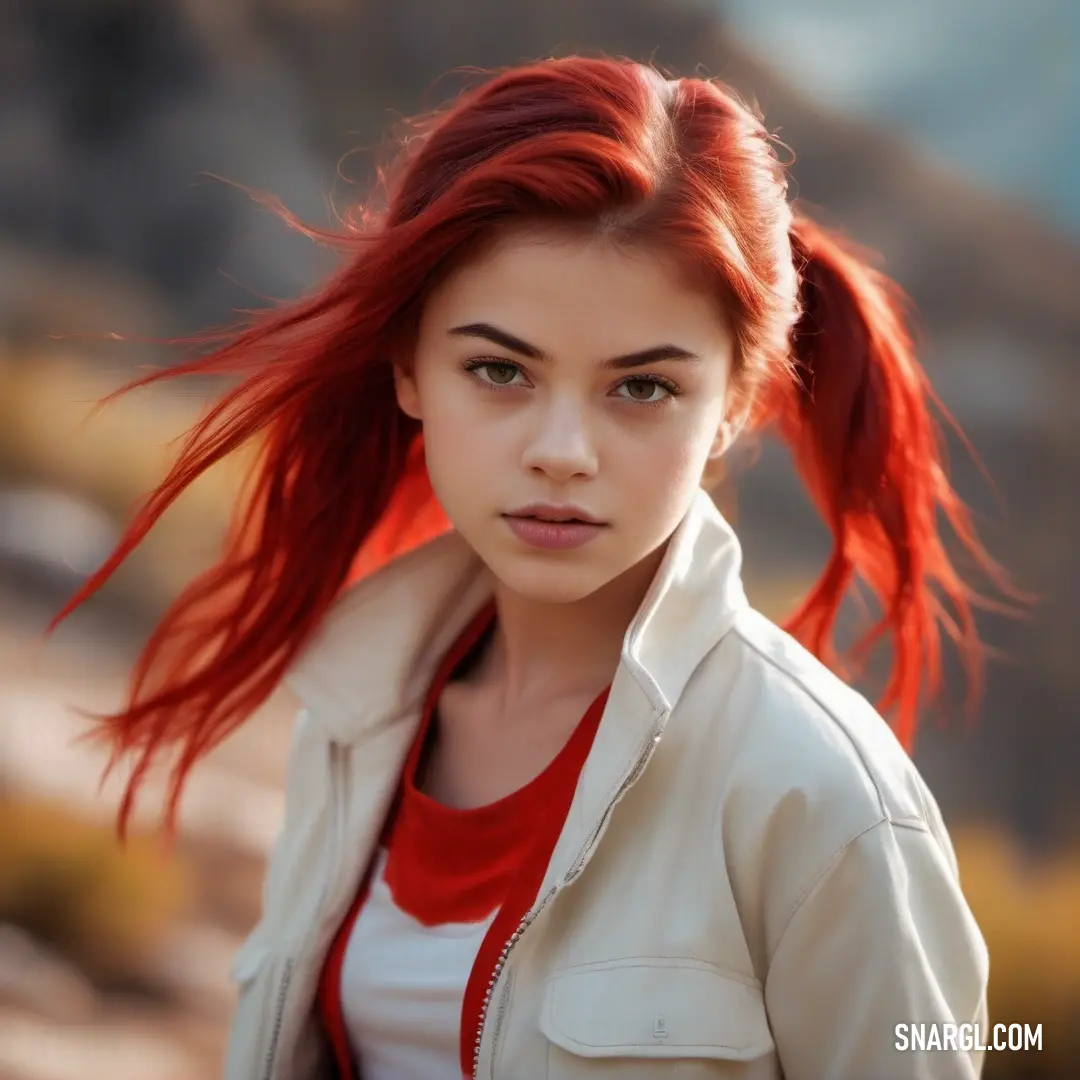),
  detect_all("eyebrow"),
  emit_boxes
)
[448,322,700,370]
